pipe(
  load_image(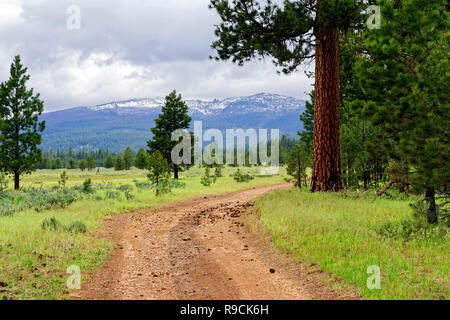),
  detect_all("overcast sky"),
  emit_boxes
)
[0,0,313,111]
